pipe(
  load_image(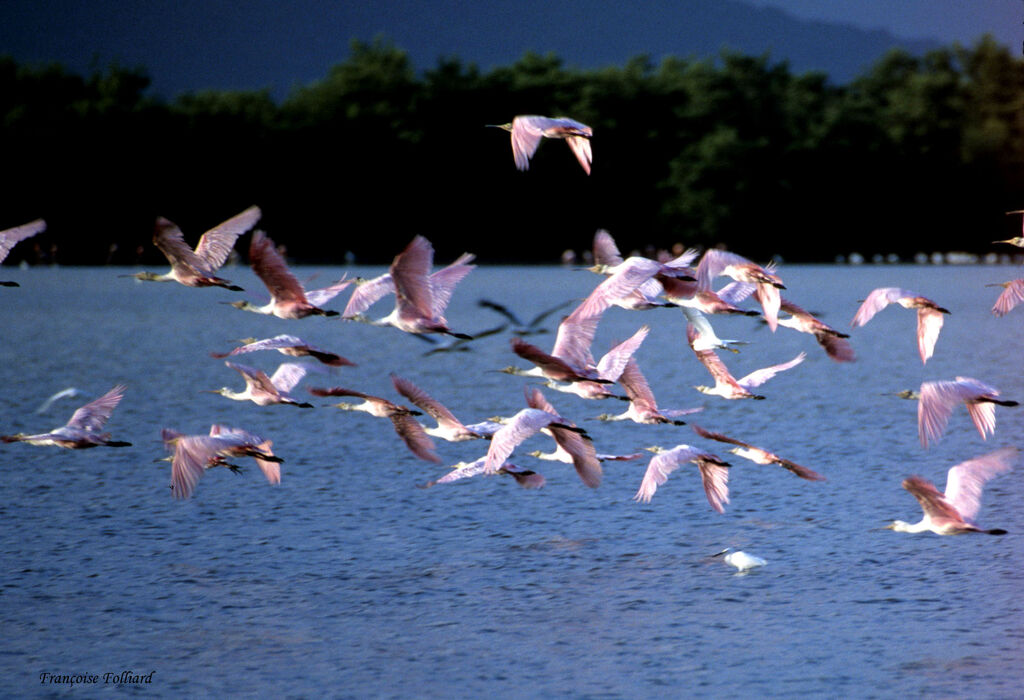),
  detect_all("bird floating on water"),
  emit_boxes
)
[211,334,355,367]
[851,287,949,364]
[229,230,351,318]
[2,384,130,448]
[633,444,731,512]
[886,446,1018,535]
[916,377,1018,448]
[488,115,593,174]
[162,424,282,499]
[0,218,46,286]
[712,549,767,573]
[125,206,259,290]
